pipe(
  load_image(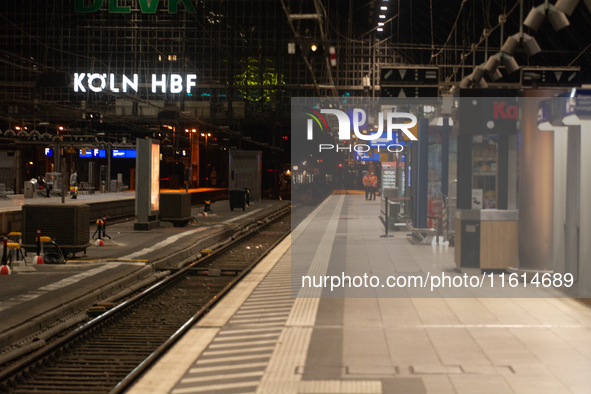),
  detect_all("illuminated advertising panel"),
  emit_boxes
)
[151,143,160,213]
